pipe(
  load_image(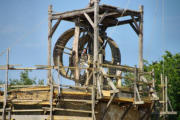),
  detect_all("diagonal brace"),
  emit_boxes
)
[84,12,94,28]
[48,18,61,38]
